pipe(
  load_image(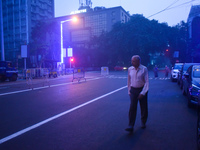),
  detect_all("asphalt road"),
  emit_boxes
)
[0,71,197,150]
